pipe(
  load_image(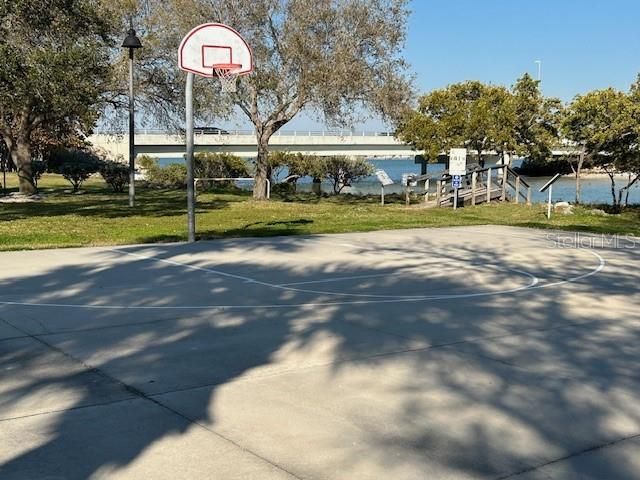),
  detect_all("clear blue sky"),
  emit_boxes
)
[235,0,640,130]
[408,0,639,102]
